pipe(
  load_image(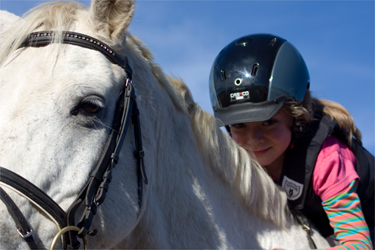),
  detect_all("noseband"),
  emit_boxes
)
[0,31,148,249]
